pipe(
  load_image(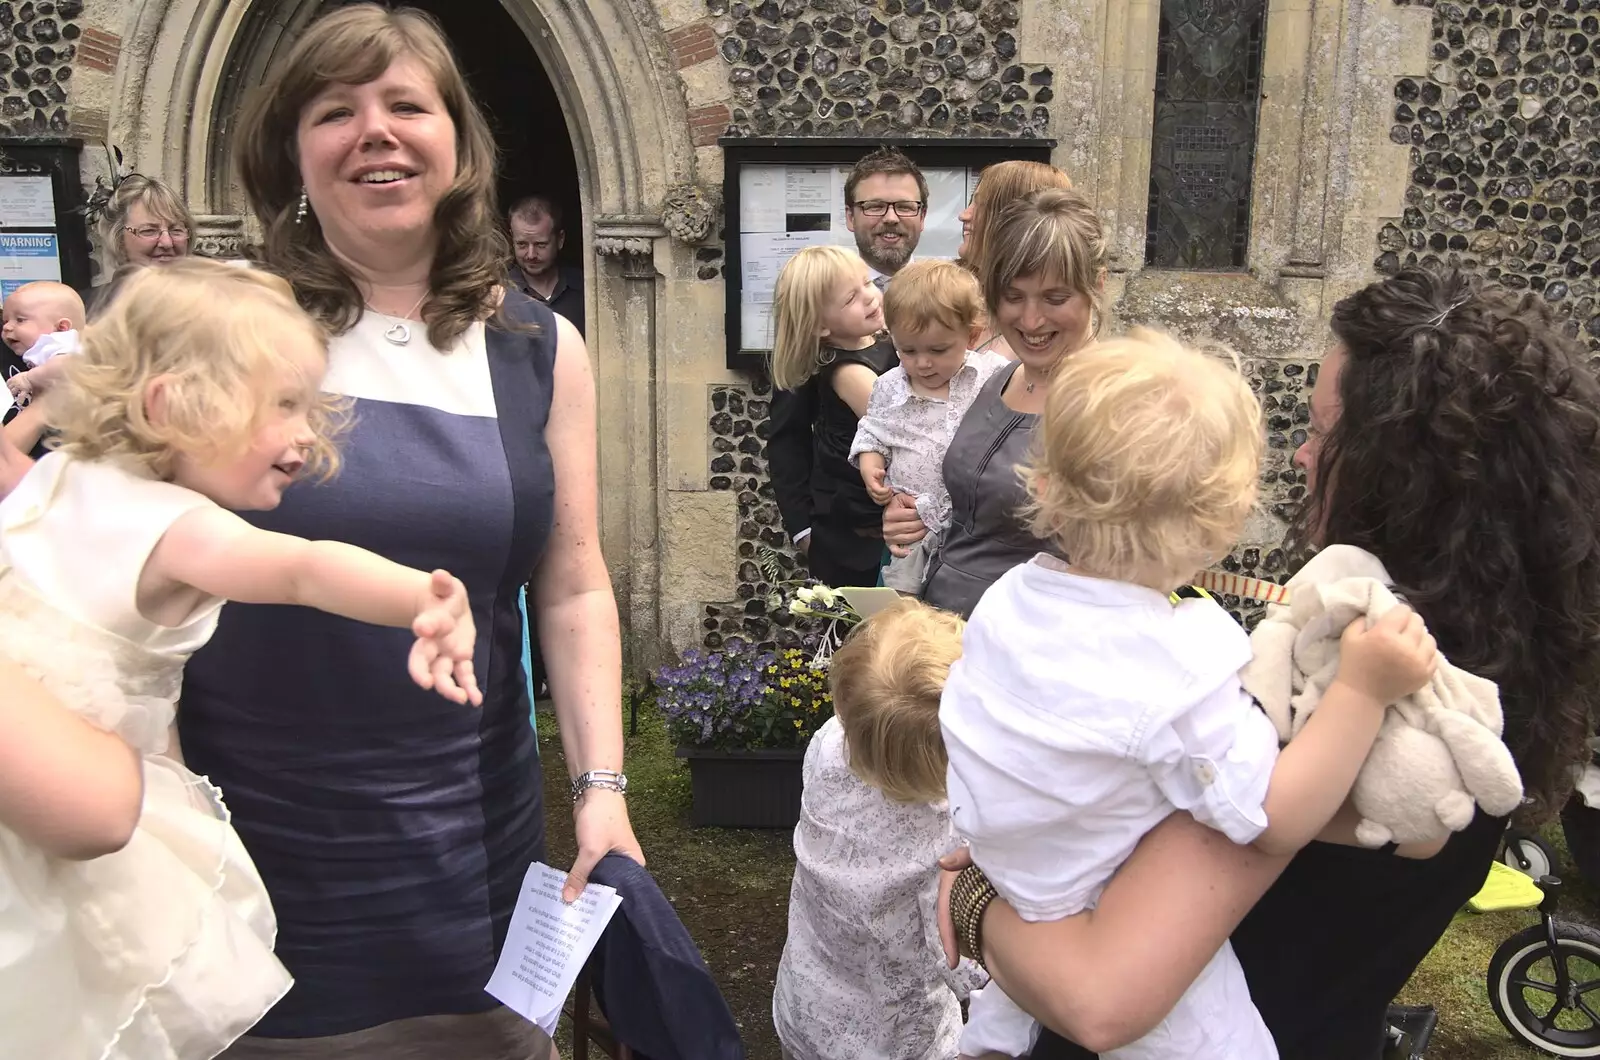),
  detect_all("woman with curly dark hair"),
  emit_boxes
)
[941,266,1600,1060]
